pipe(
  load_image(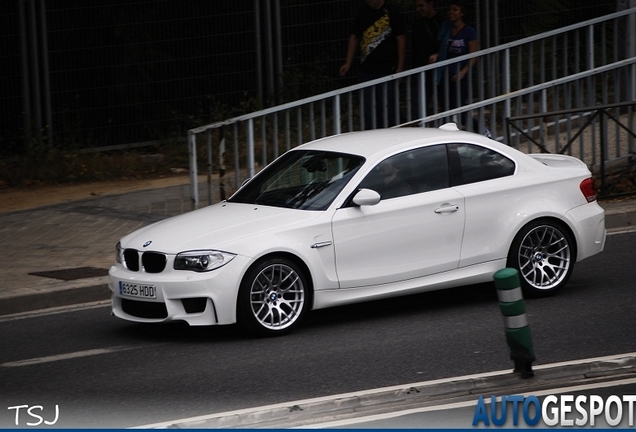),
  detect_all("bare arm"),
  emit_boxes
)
[339,34,358,77]
[457,39,478,80]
